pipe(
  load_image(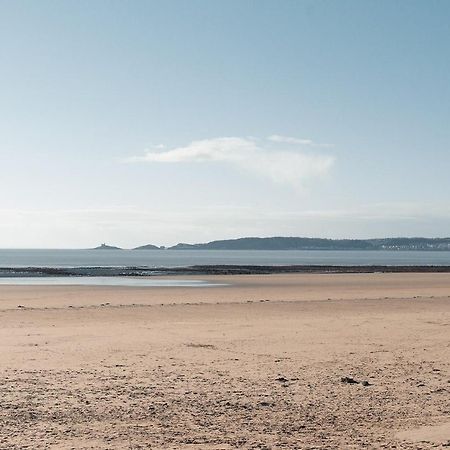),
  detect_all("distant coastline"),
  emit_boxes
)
[91,236,450,252]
